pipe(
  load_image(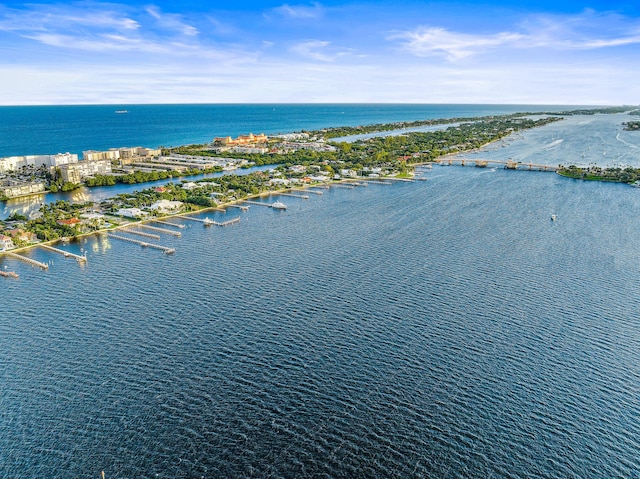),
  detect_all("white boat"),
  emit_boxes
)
[114,110,129,114]
[272,201,287,210]
[551,214,557,221]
